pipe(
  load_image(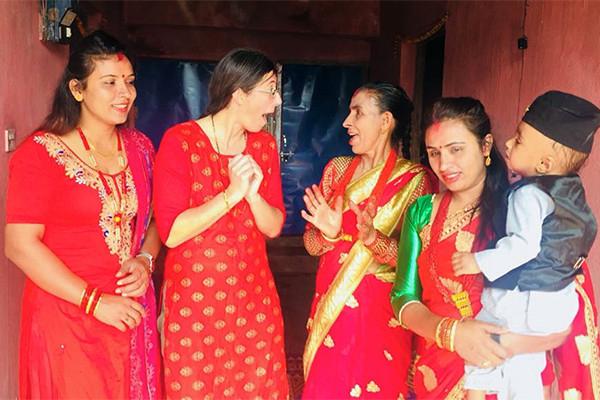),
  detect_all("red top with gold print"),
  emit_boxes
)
[153,121,289,399]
